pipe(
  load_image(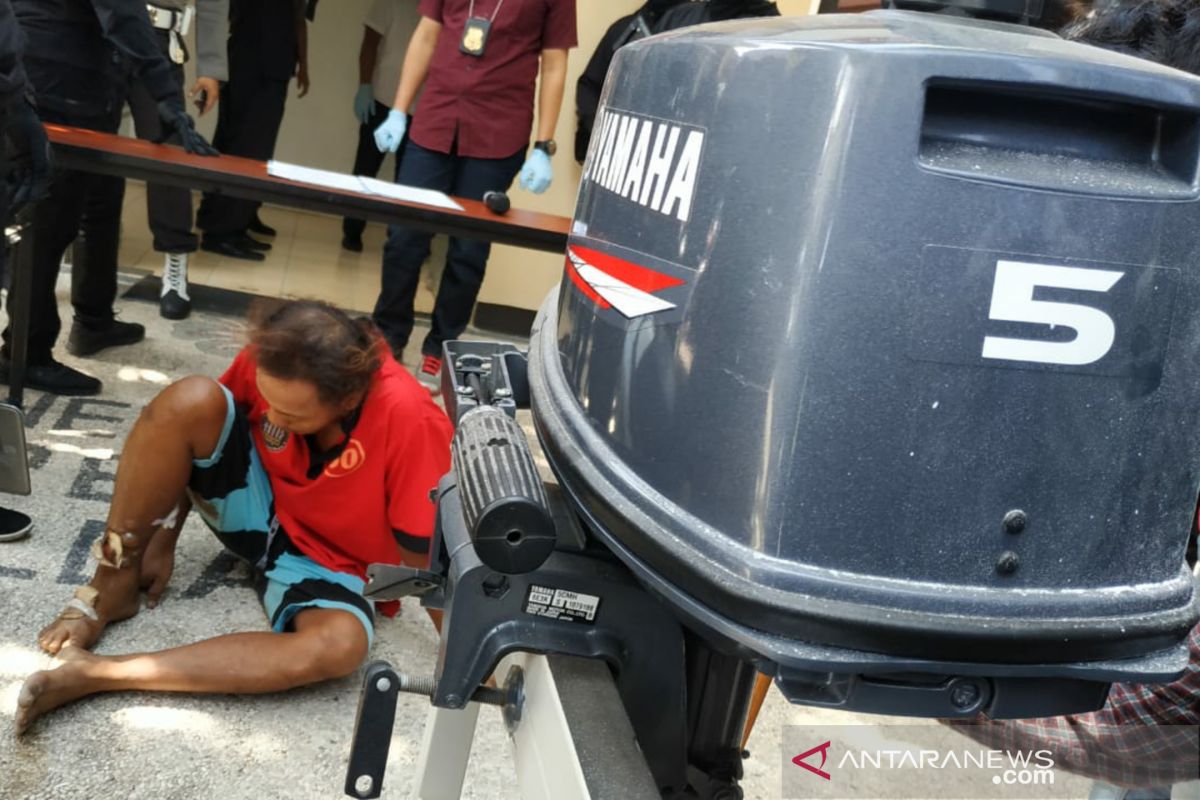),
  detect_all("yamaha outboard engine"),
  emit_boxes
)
[348,5,1200,798]
[544,0,1200,685]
